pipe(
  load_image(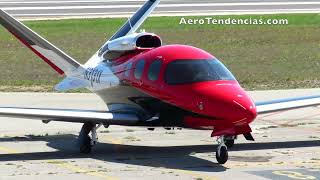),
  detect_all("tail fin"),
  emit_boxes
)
[0,9,82,75]
[87,0,160,65]
[107,0,160,42]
